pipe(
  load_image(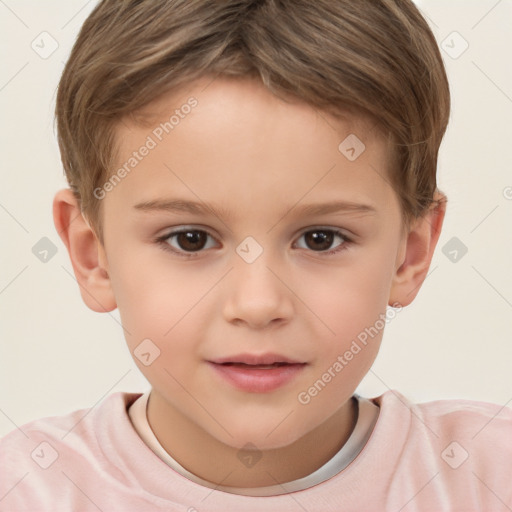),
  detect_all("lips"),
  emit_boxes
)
[207,353,307,393]
[210,353,304,366]
[220,362,291,370]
